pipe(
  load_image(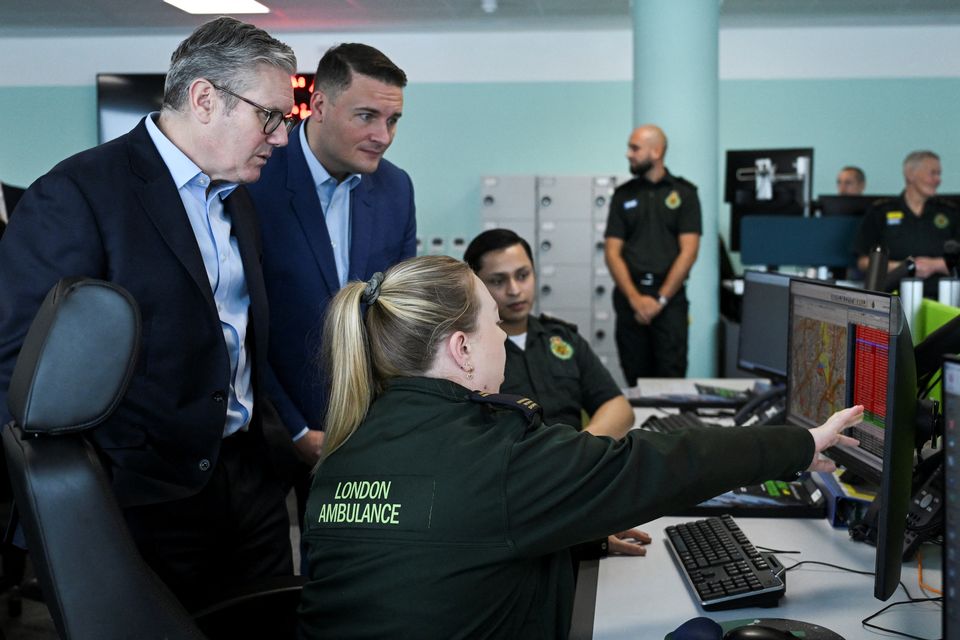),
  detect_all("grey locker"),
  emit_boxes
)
[591,176,616,225]
[480,175,537,248]
[535,176,593,221]
[537,263,591,309]
[538,219,593,264]
[481,175,536,218]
